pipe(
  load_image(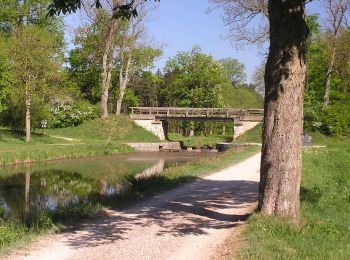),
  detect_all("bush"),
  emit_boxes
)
[50,98,99,128]
[320,102,350,136]
[304,101,350,136]
[0,94,50,132]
